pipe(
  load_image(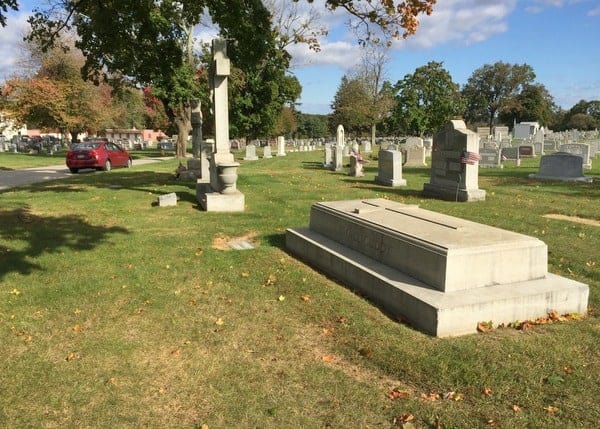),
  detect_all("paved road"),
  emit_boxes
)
[0,157,170,191]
